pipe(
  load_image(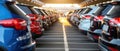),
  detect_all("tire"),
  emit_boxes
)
[31,44,36,51]
[32,33,43,40]
[0,47,6,51]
